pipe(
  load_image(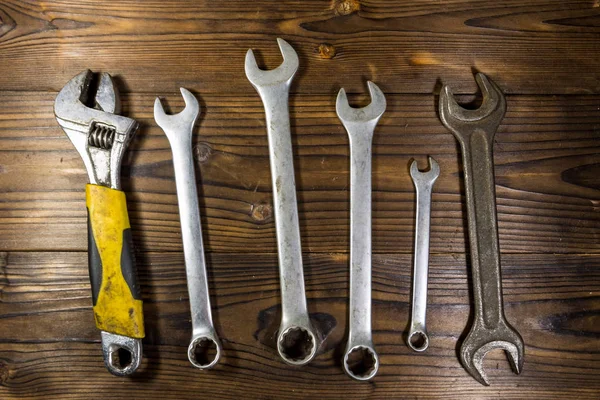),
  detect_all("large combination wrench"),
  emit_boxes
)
[439,73,524,385]
[336,81,386,380]
[154,88,222,369]
[407,157,440,352]
[245,38,318,365]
